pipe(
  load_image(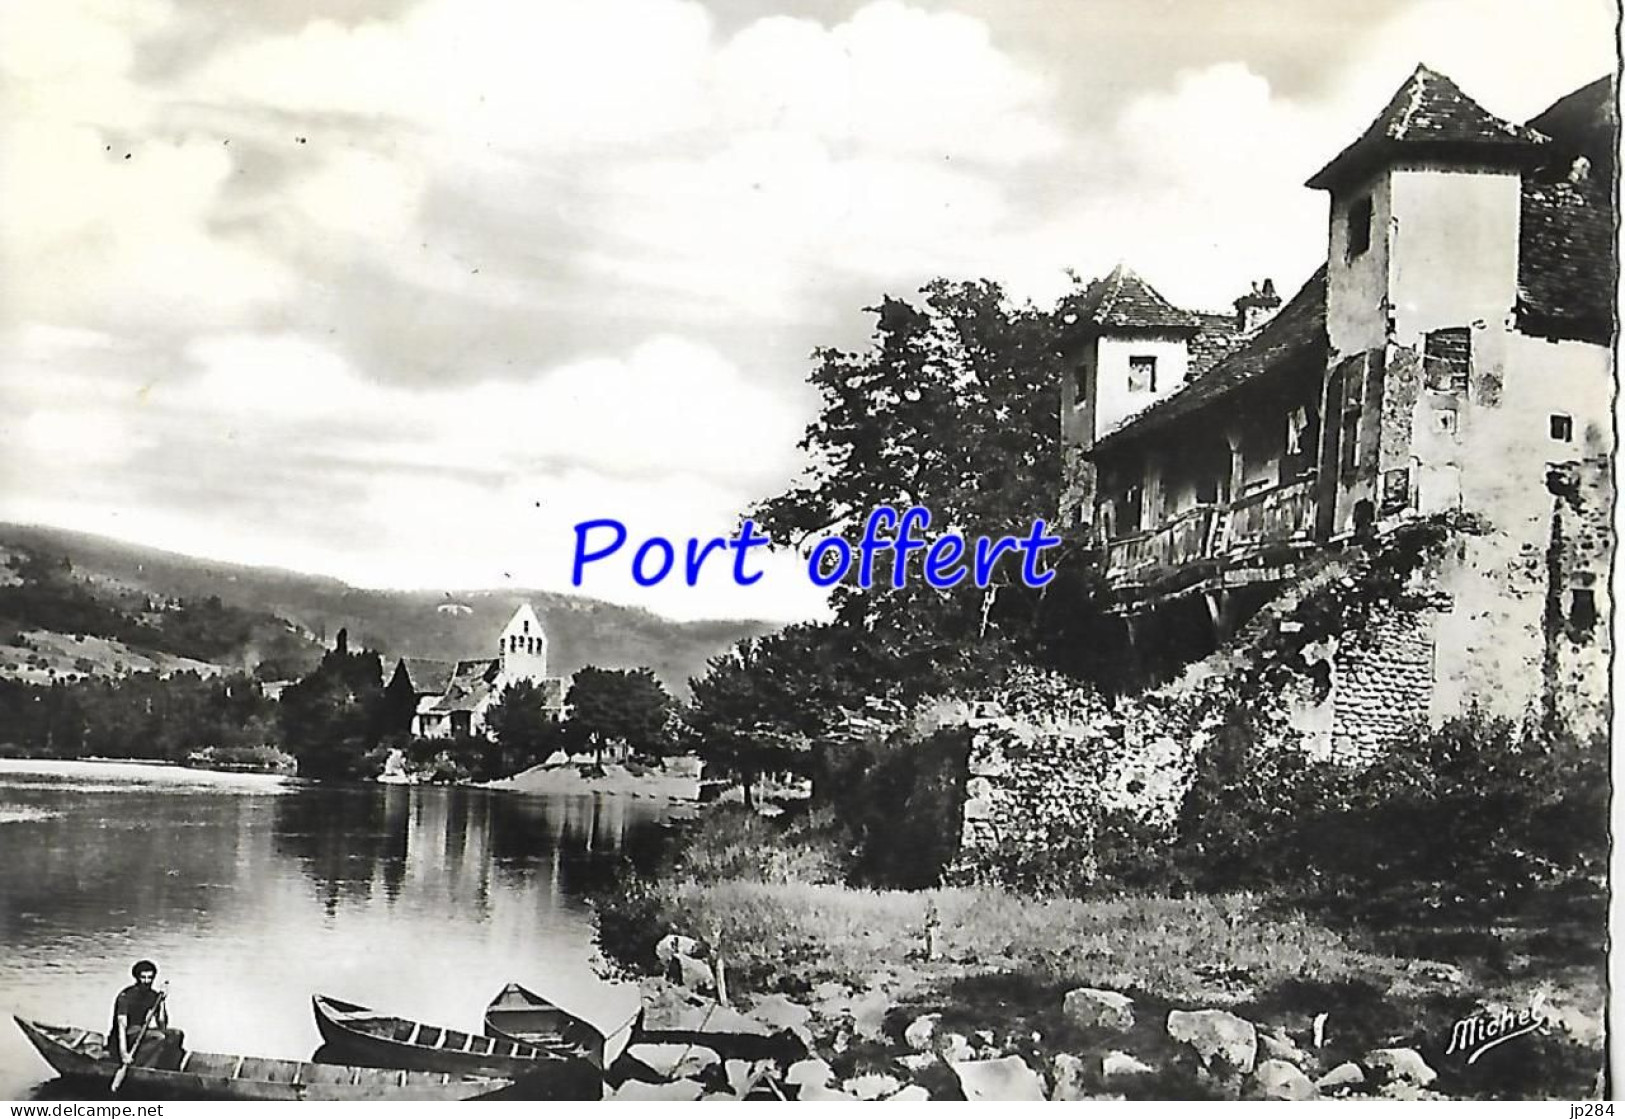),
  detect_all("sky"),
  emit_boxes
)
[0,0,1615,622]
